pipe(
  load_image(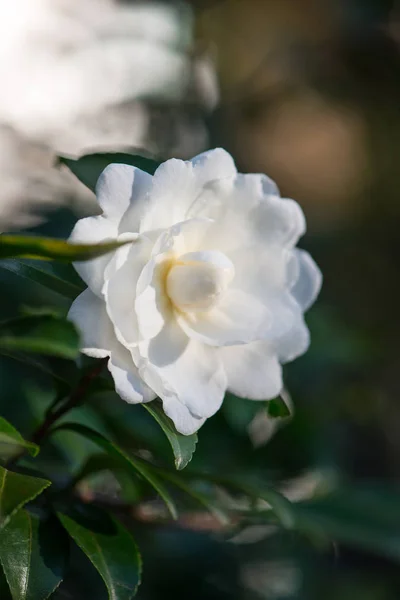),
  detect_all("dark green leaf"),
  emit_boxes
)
[53,423,178,519]
[143,403,198,470]
[222,393,260,434]
[0,417,39,461]
[58,506,141,600]
[194,473,294,529]
[235,481,294,529]
[0,466,51,529]
[267,395,291,419]
[59,152,160,193]
[0,259,84,299]
[290,487,400,561]
[0,510,68,600]
[0,314,80,359]
[160,470,230,525]
[72,453,142,504]
[0,235,131,262]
